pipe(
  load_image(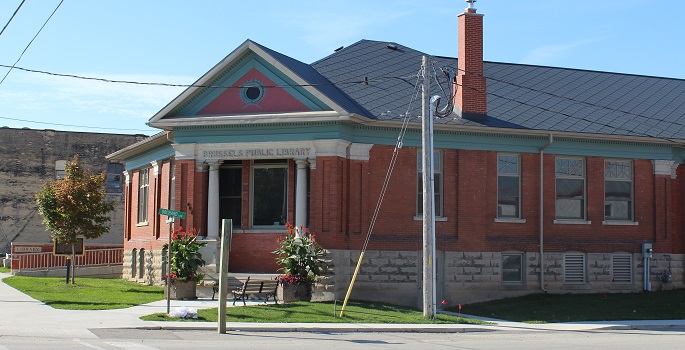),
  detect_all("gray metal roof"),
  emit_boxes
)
[311,40,685,140]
